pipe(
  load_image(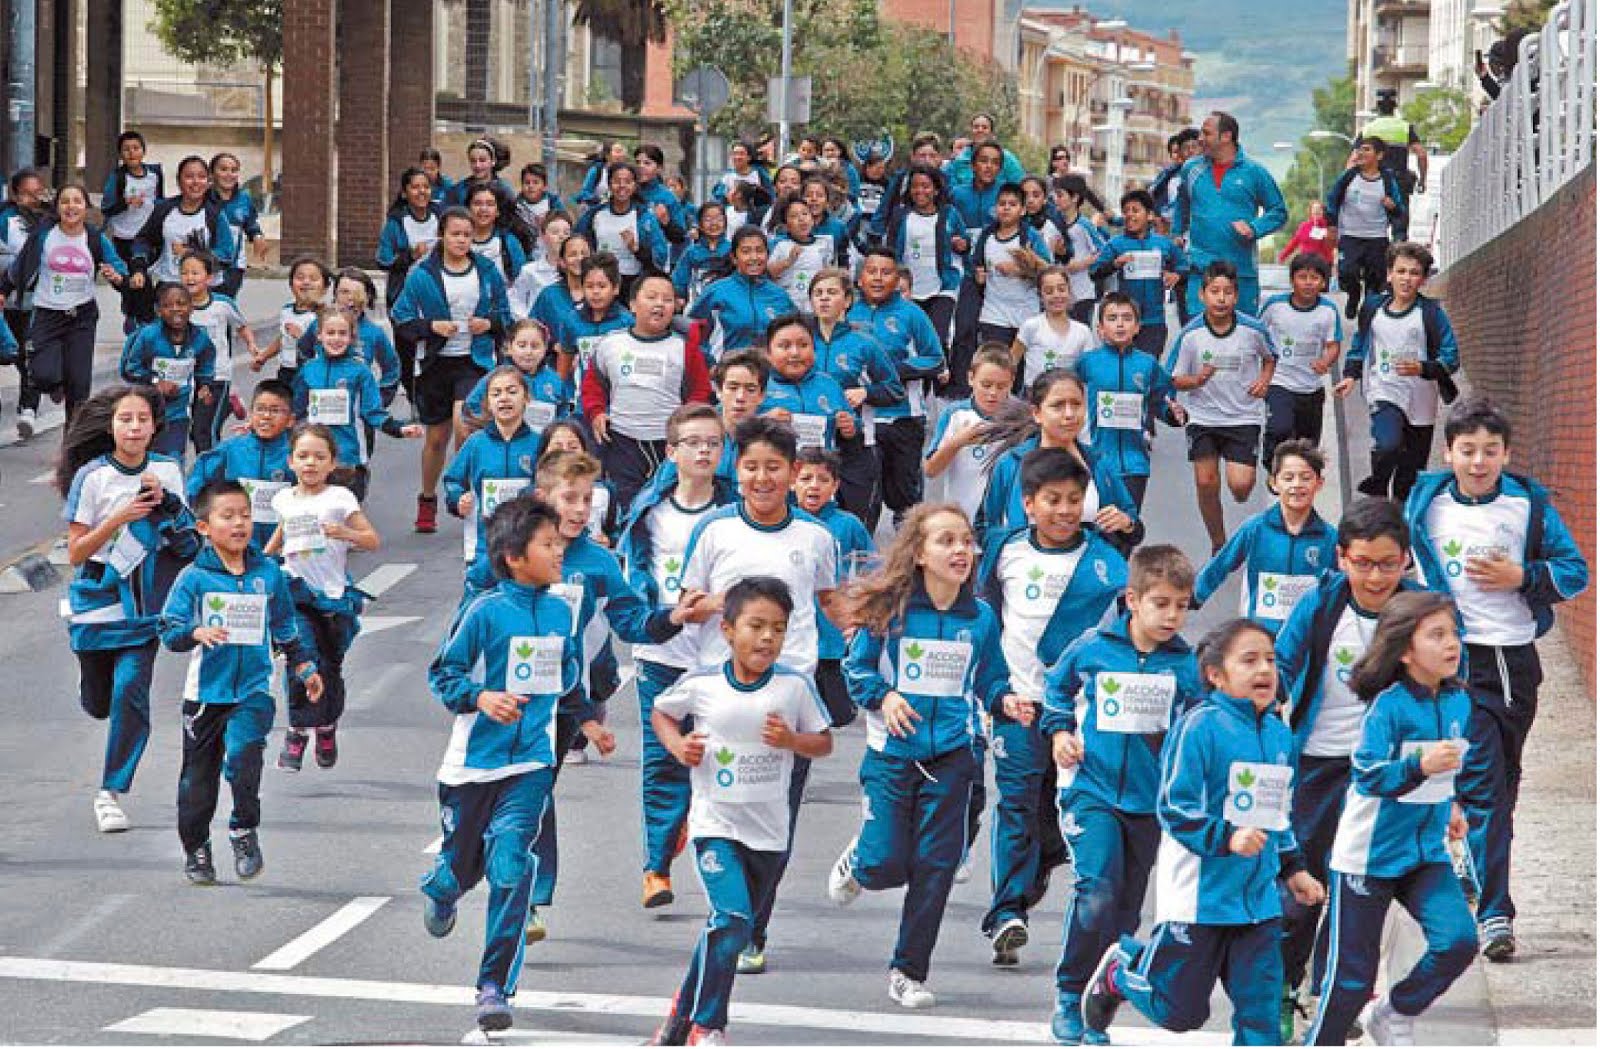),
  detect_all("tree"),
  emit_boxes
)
[1403,87,1472,151]
[1501,0,1558,33]
[150,0,282,199]
[1275,73,1357,232]
[574,1,670,111]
